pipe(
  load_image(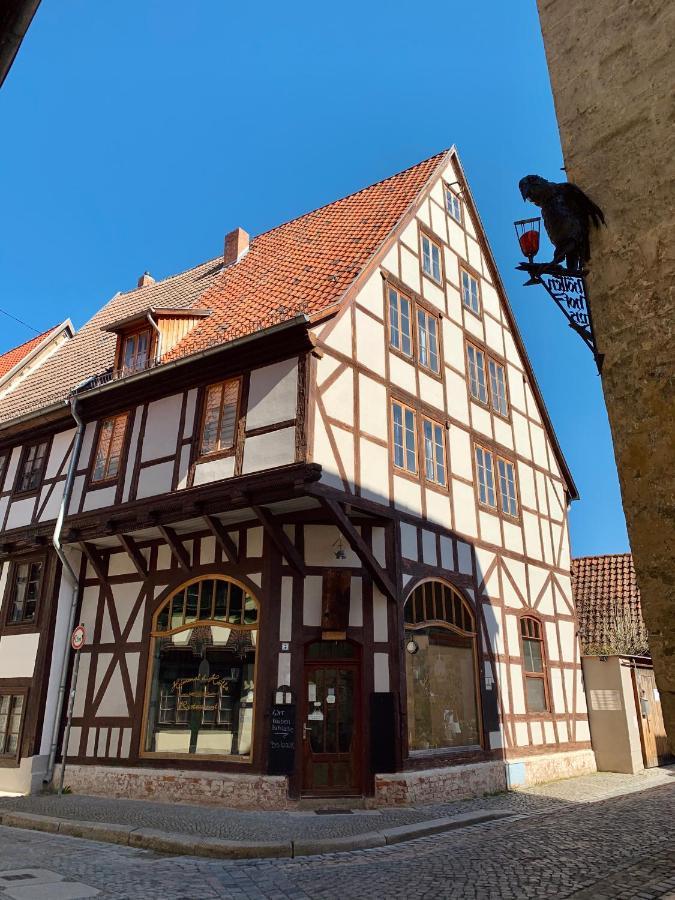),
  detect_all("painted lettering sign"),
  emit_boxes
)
[268,704,296,775]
